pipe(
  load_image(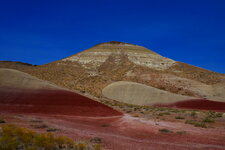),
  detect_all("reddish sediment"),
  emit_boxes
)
[0,87,122,116]
[155,99,225,112]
